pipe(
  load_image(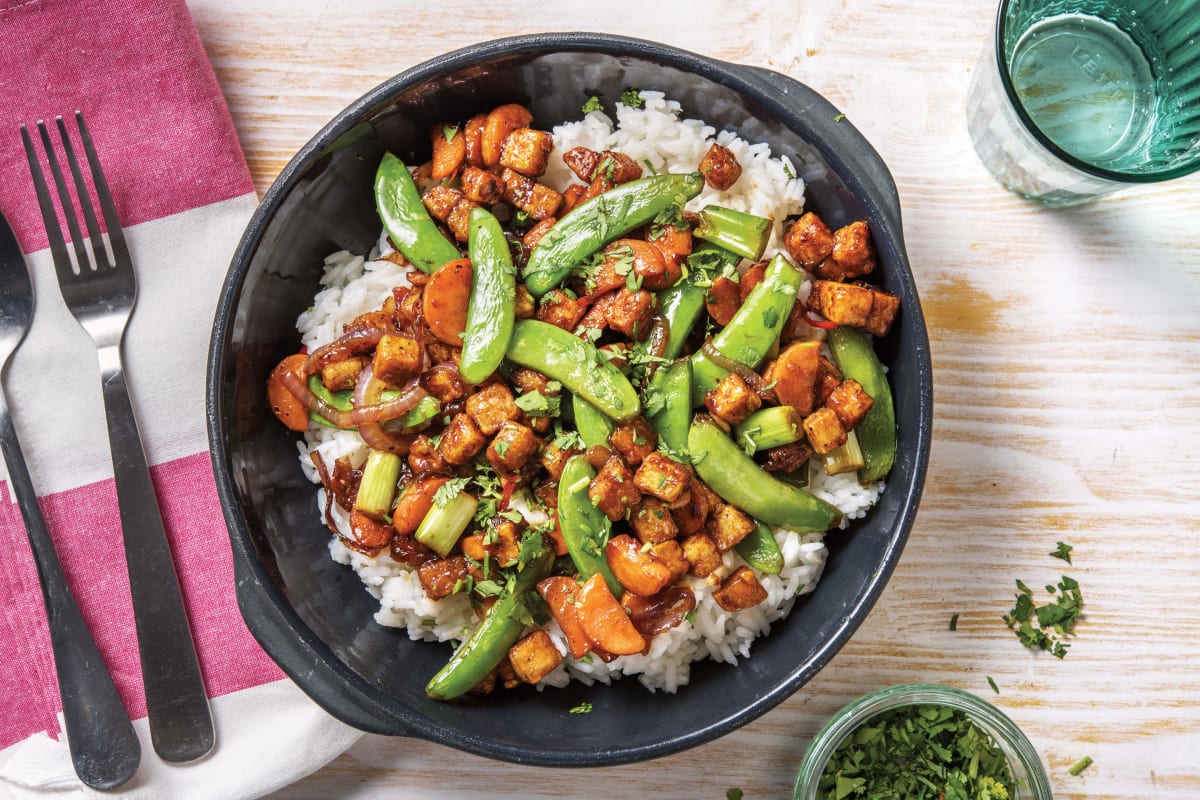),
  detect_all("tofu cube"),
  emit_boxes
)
[815,356,843,406]
[631,497,679,544]
[563,146,600,181]
[825,379,875,431]
[438,413,487,465]
[865,288,901,337]
[445,196,477,243]
[499,128,554,177]
[830,220,876,277]
[514,285,536,320]
[536,288,586,331]
[802,407,848,455]
[680,532,722,578]
[649,539,690,583]
[372,334,422,386]
[608,416,658,467]
[596,150,643,184]
[713,566,769,611]
[509,367,553,395]
[421,184,464,222]
[706,502,756,552]
[807,280,875,329]
[465,382,521,435]
[507,630,564,685]
[604,288,656,339]
[420,363,469,403]
[704,373,762,426]
[321,357,365,391]
[784,212,834,268]
[485,517,522,567]
[459,165,504,205]
[539,441,578,481]
[500,167,563,220]
[698,142,742,191]
[486,420,540,472]
[633,451,692,503]
[588,456,641,522]
[418,556,469,600]
[407,434,448,475]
